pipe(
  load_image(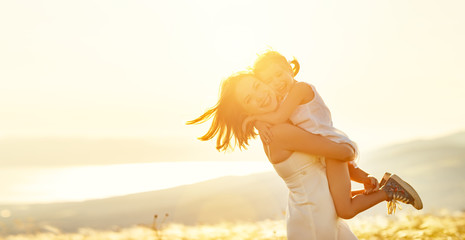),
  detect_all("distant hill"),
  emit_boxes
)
[1,131,464,234]
[0,137,254,166]
[359,131,465,215]
[0,137,176,166]
[0,172,288,234]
